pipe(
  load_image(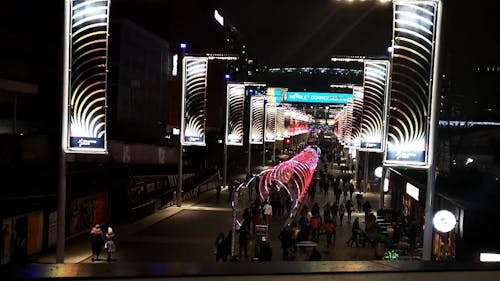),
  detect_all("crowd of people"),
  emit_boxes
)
[210,139,384,262]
